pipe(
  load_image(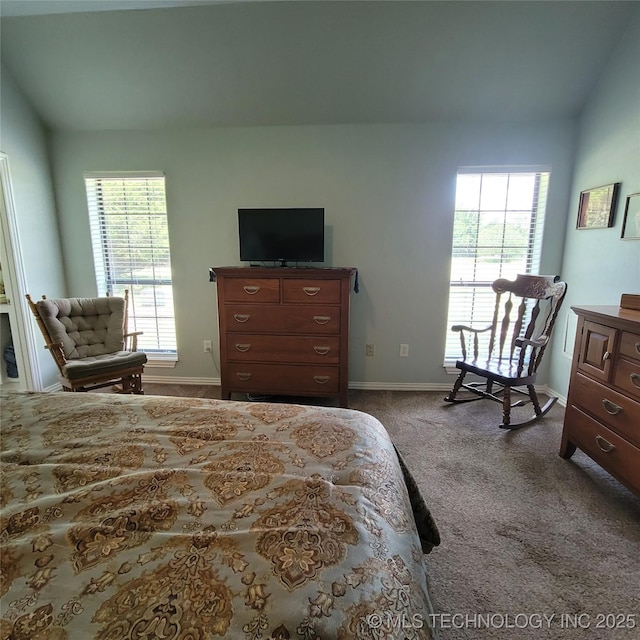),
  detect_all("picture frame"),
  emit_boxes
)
[576,182,620,229]
[621,192,640,239]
